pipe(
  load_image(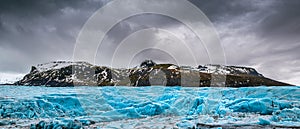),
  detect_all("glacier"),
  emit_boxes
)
[0,85,299,128]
